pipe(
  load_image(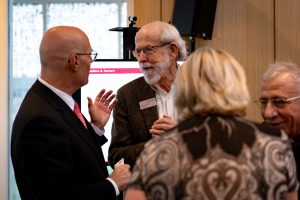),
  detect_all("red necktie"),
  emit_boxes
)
[73,101,87,129]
